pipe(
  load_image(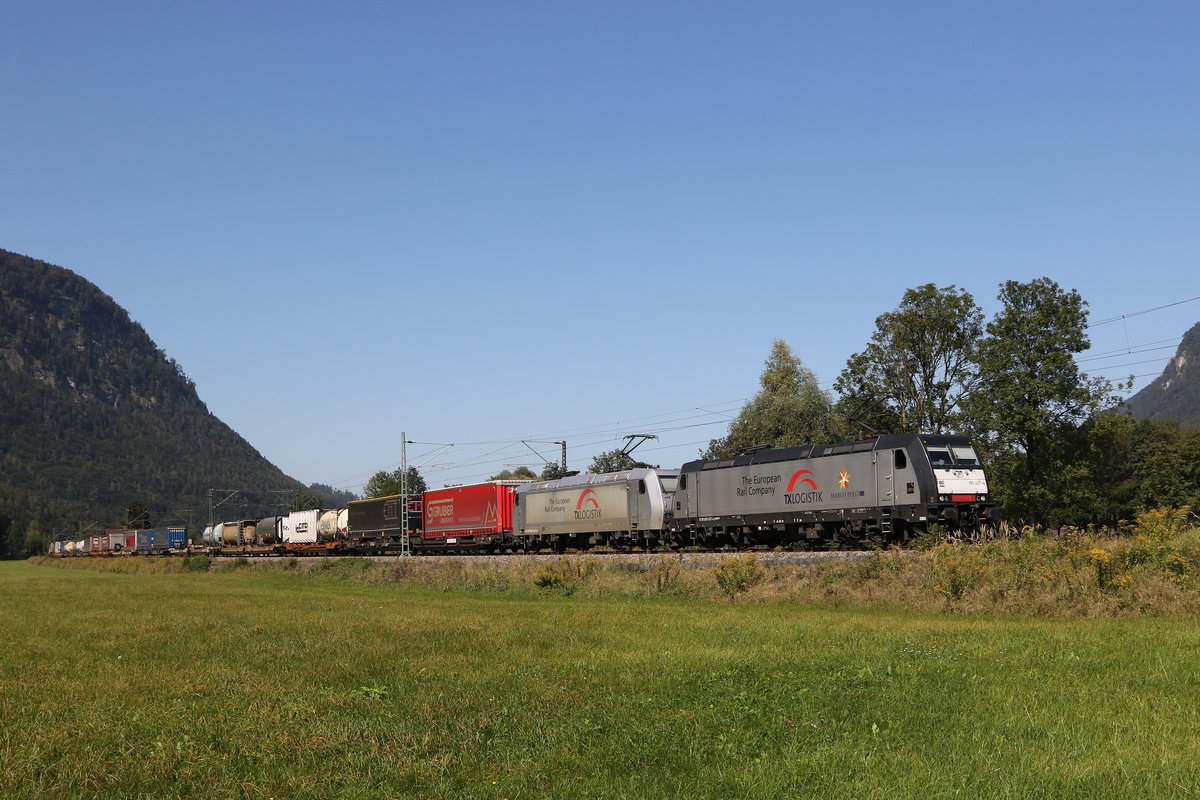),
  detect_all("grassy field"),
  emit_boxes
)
[4,559,1200,799]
